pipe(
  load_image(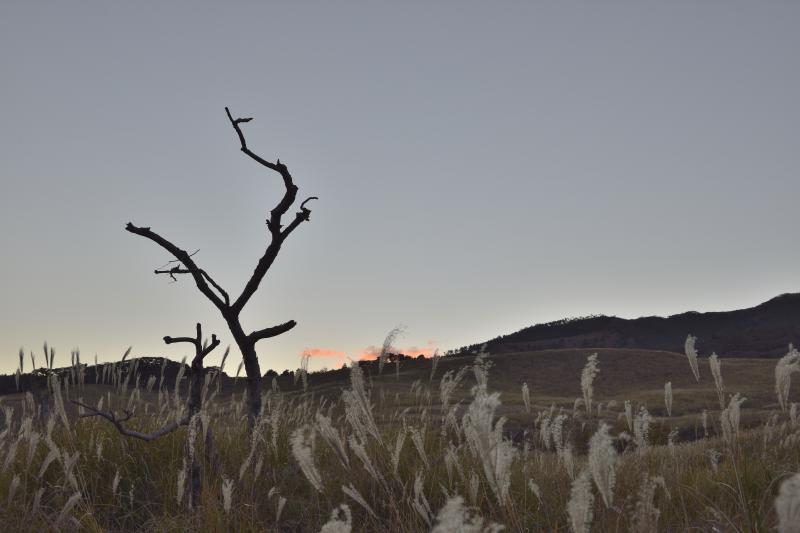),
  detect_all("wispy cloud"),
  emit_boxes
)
[302,348,347,361]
